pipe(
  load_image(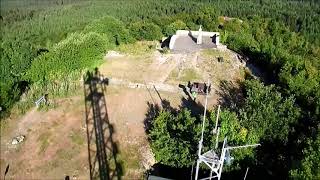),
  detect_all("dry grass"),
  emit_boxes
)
[167,68,201,83]
[201,49,233,62]
[100,55,153,83]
